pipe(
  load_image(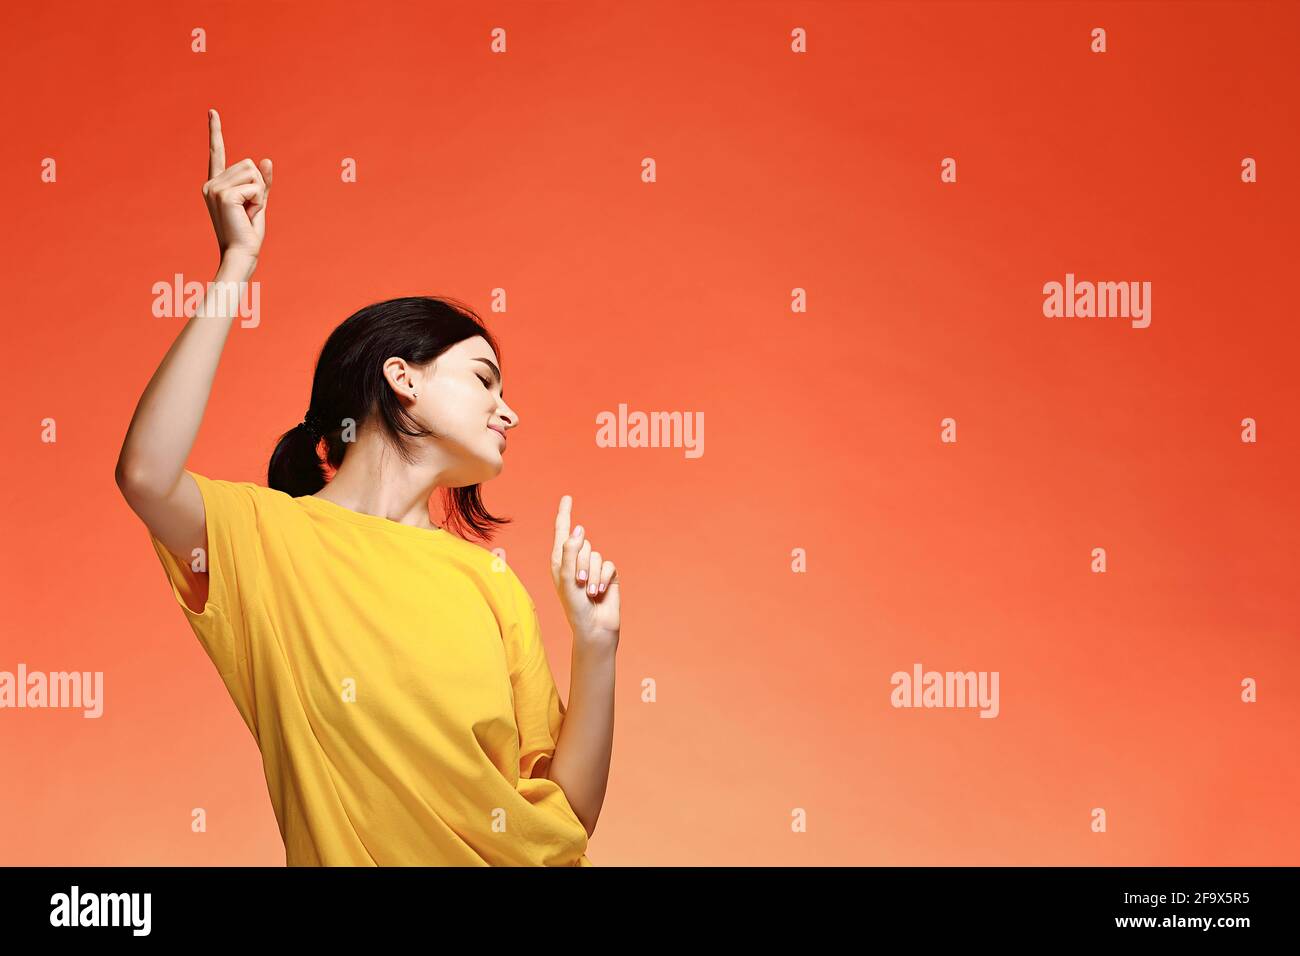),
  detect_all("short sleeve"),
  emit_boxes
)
[501,567,567,782]
[148,470,266,739]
